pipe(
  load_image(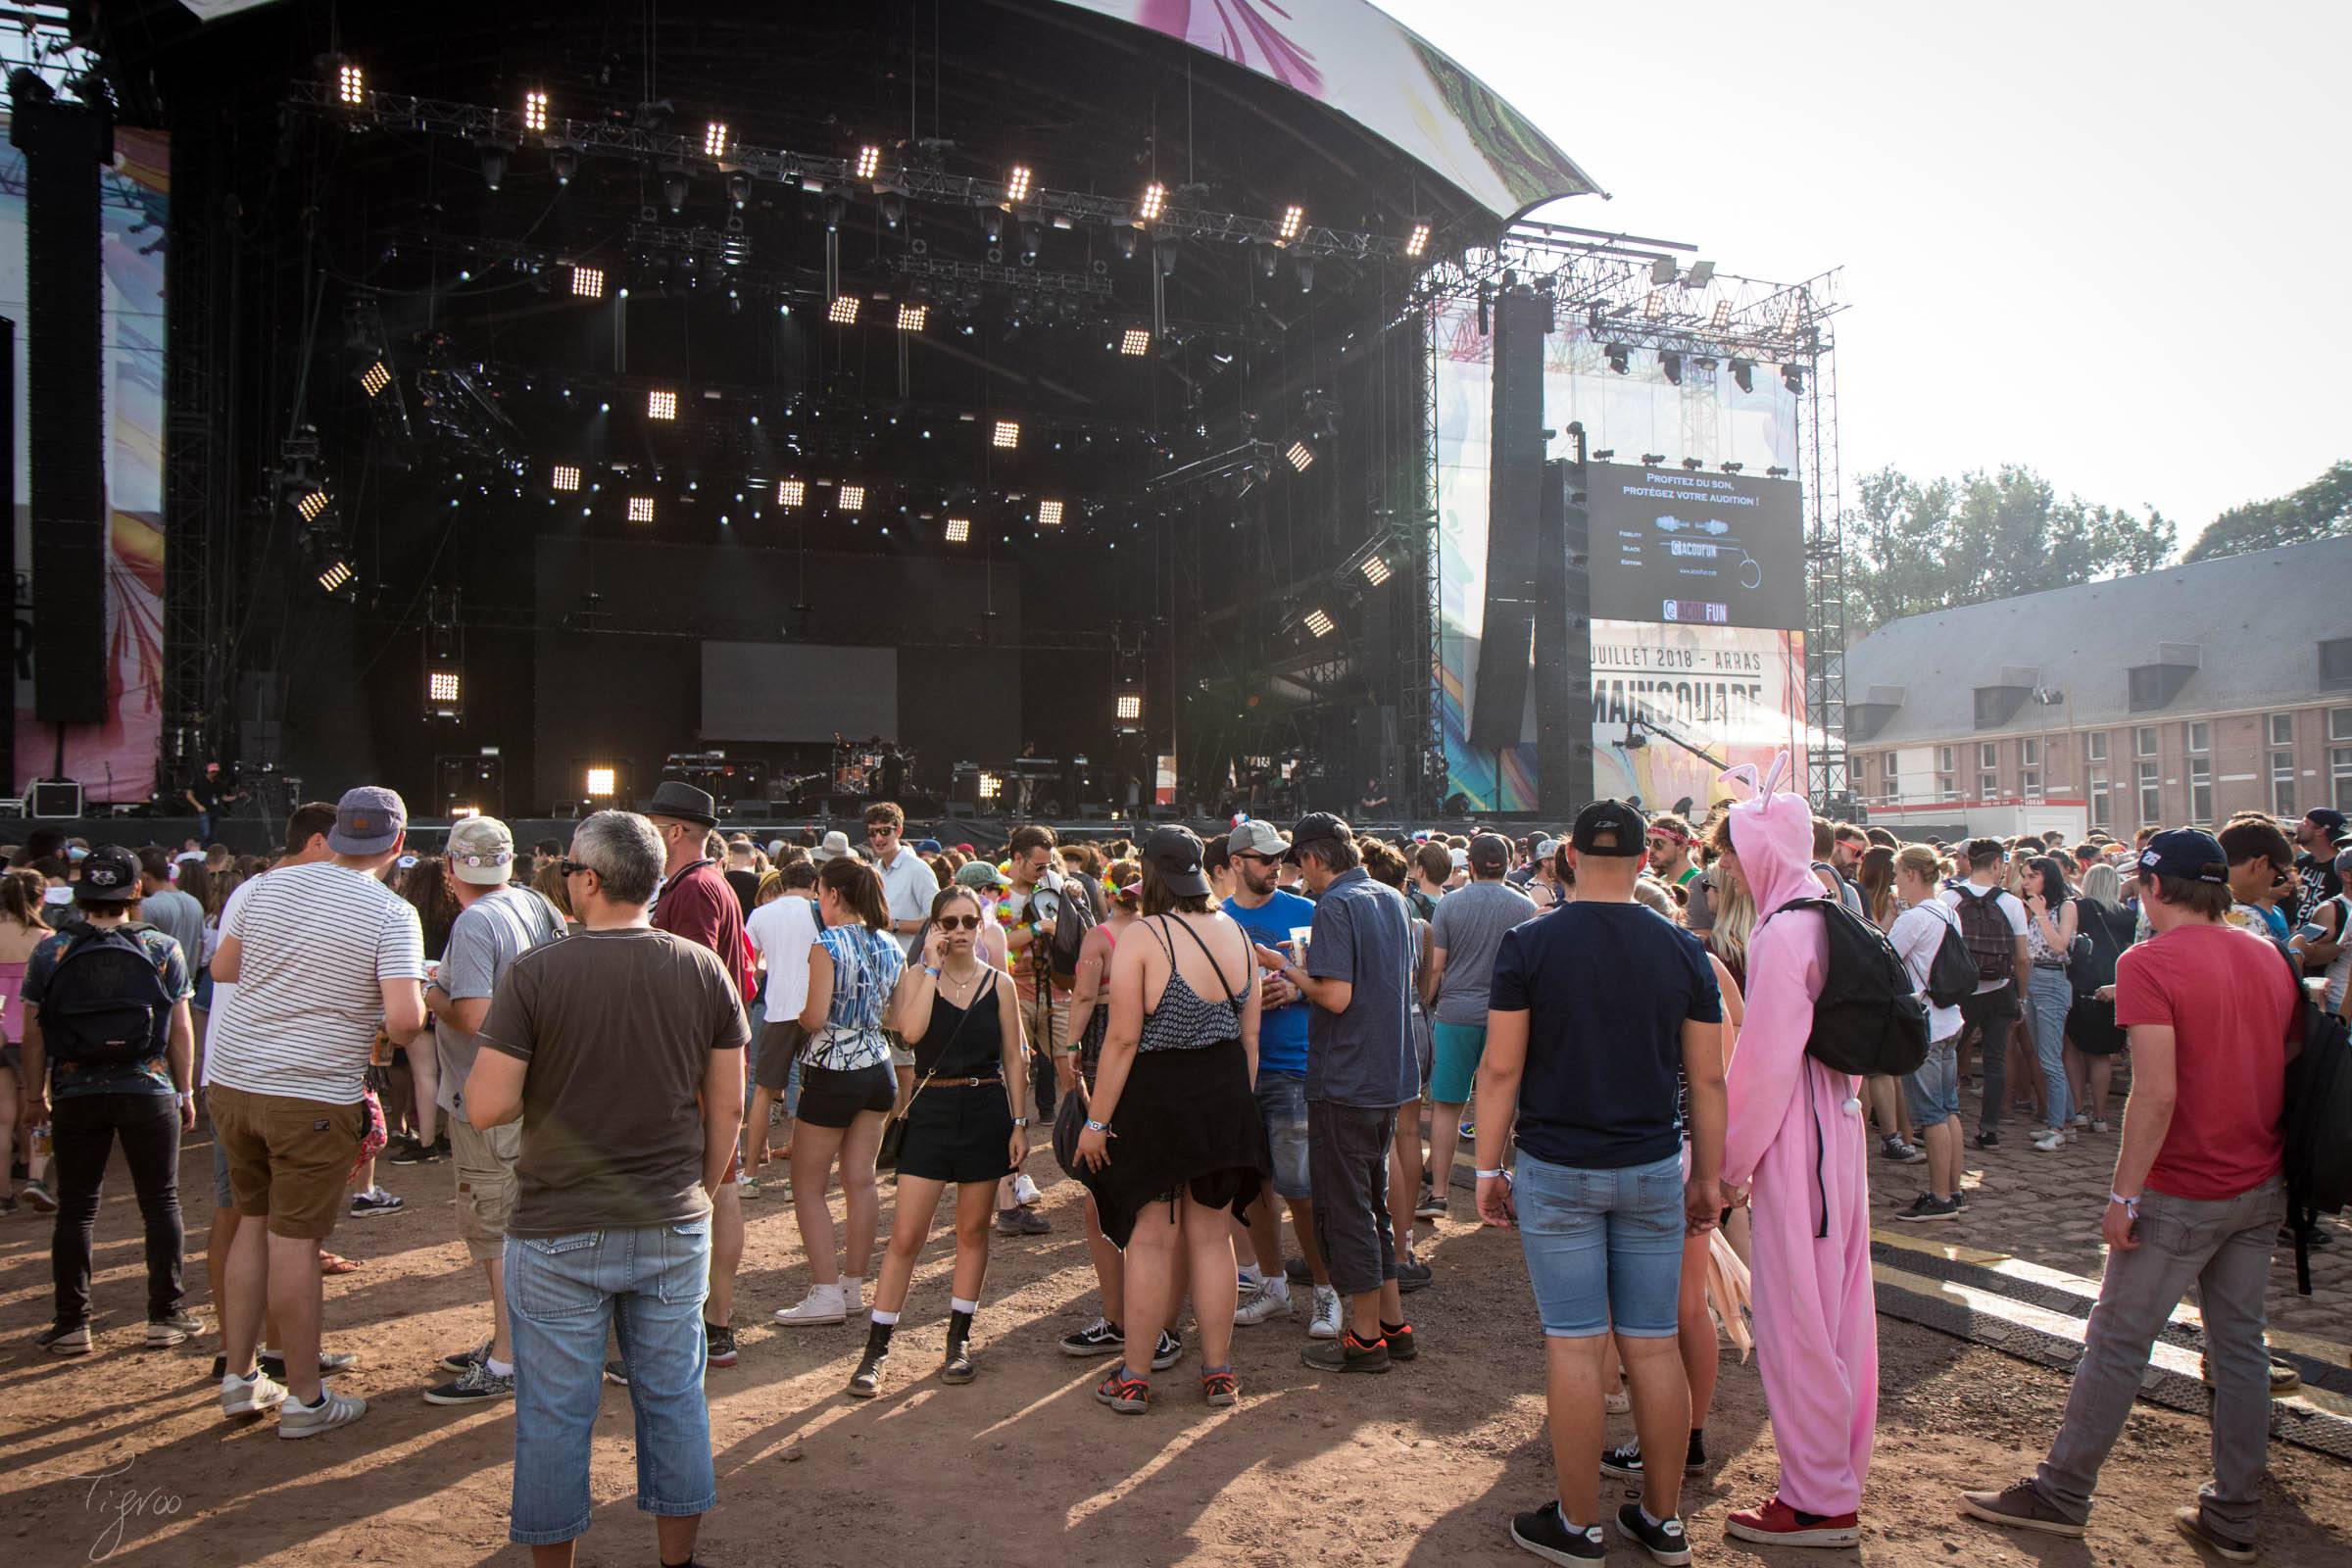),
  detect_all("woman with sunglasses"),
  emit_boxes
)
[848,887,1030,1395]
